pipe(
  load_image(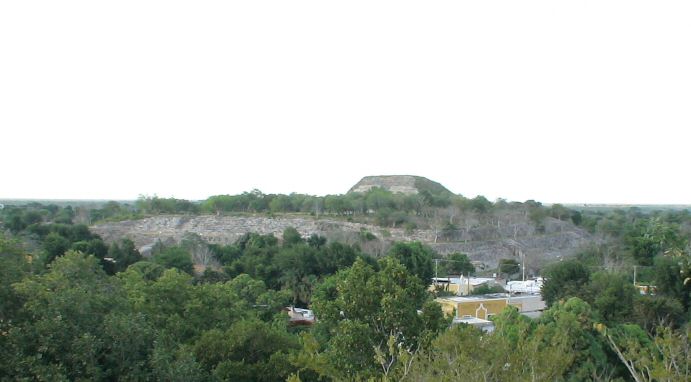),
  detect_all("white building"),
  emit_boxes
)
[504,277,544,294]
